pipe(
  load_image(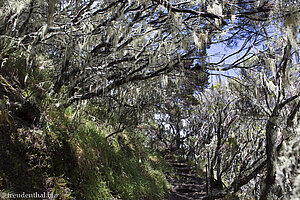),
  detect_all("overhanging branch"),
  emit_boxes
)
[152,0,222,20]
